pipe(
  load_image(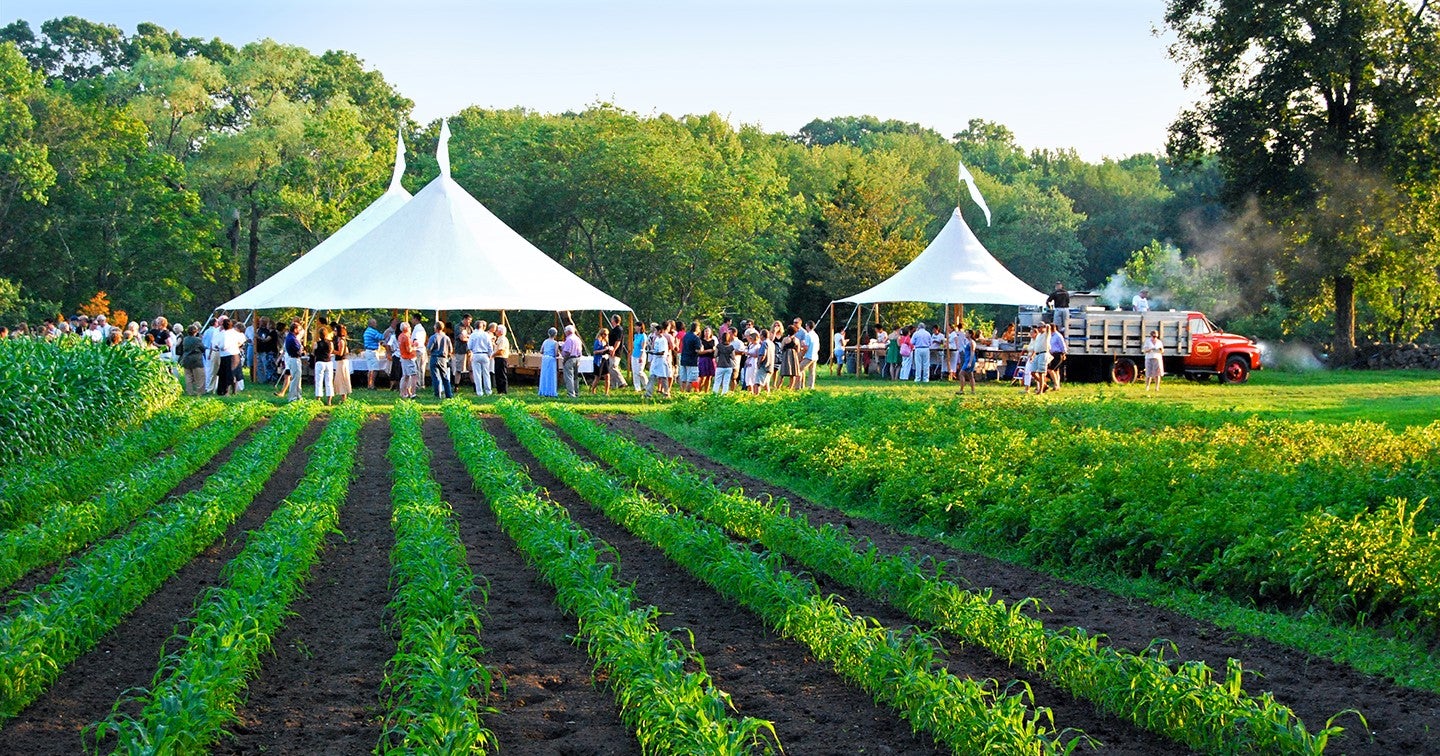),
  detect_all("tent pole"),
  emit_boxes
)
[828,303,835,377]
[249,308,258,384]
[846,305,858,380]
